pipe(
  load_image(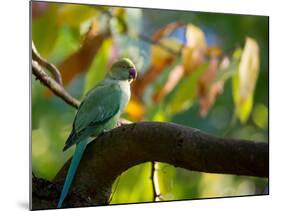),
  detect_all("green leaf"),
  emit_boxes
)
[252,104,268,129]
[166,63,208,114]
[32,4,59,57]
[232,68,250,123]
[152,105,167,122]
[48,26,80,64]
[83,38,112,94]
[156,163,176,200]
[110,163,152,203]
